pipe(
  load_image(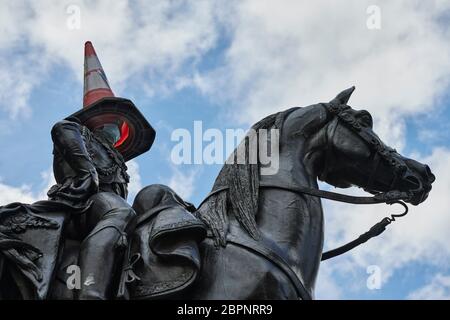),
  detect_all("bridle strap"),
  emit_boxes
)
[319,118,339,182]
[365,152,380,191]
